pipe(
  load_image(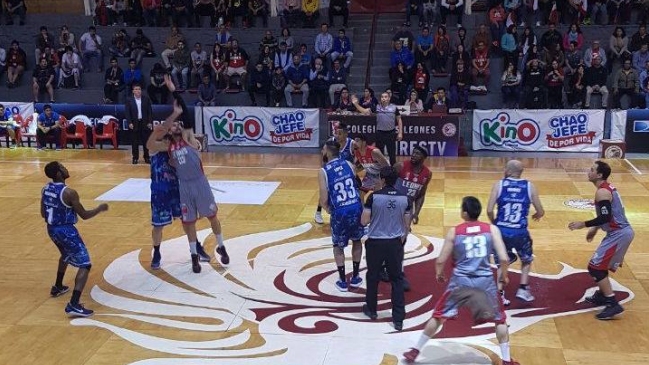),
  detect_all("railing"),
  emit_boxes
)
[363,0,380,88]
